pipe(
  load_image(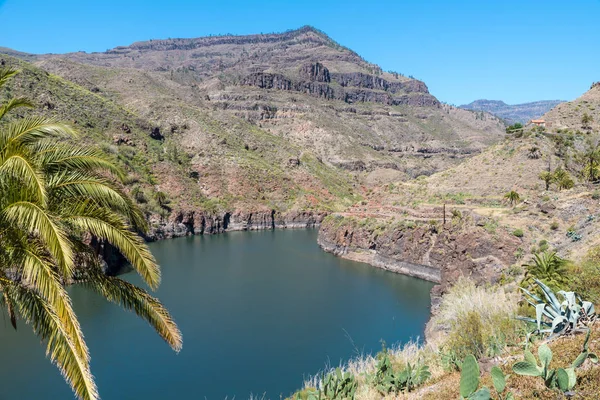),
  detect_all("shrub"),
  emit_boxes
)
[593,190,600,200]
[429,278,521,360]
[550,221,559,230]
[513,229,524,238]
[569,246,600,306]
